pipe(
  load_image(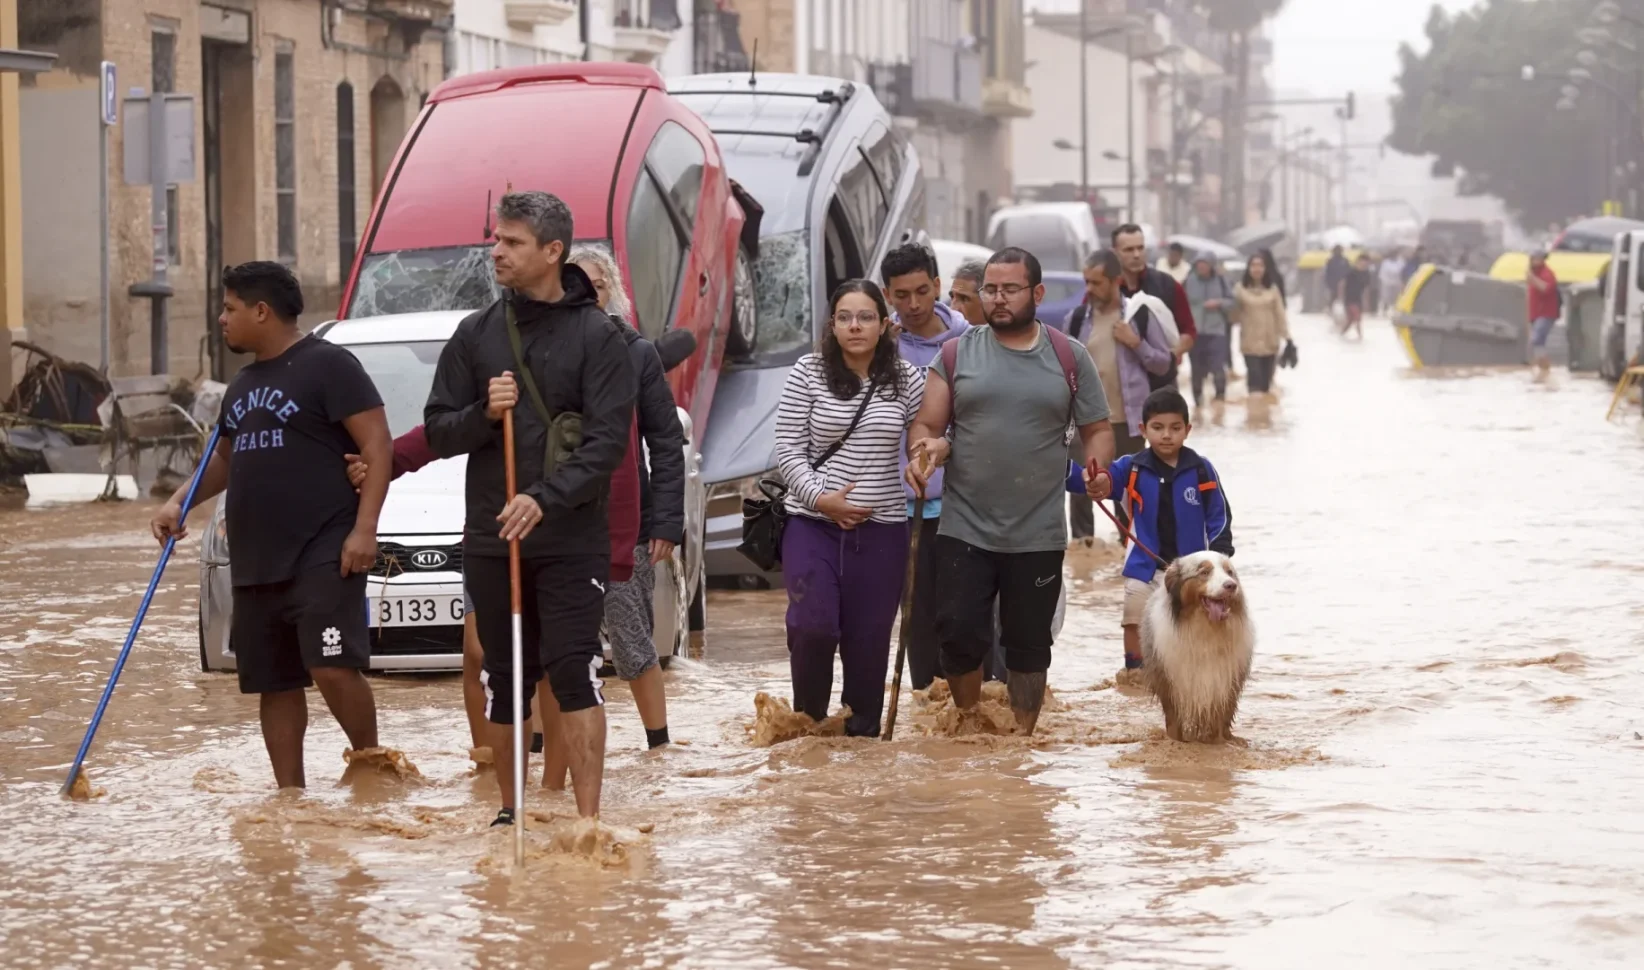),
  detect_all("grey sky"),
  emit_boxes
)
[1271,0,1477,95]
